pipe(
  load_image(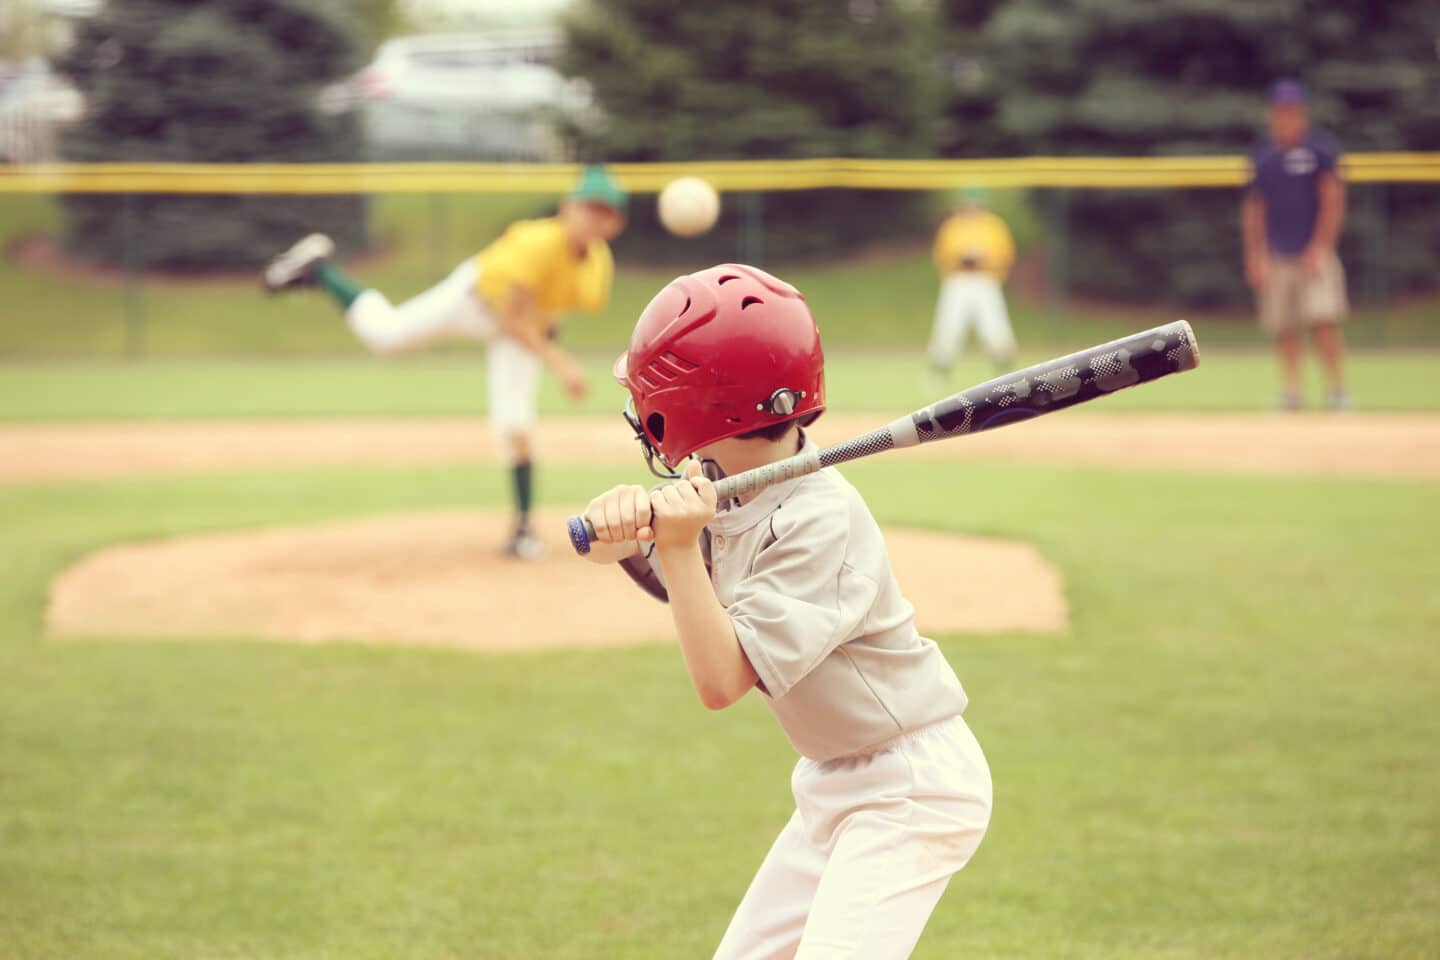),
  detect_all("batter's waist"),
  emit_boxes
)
[831,712,966,762]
